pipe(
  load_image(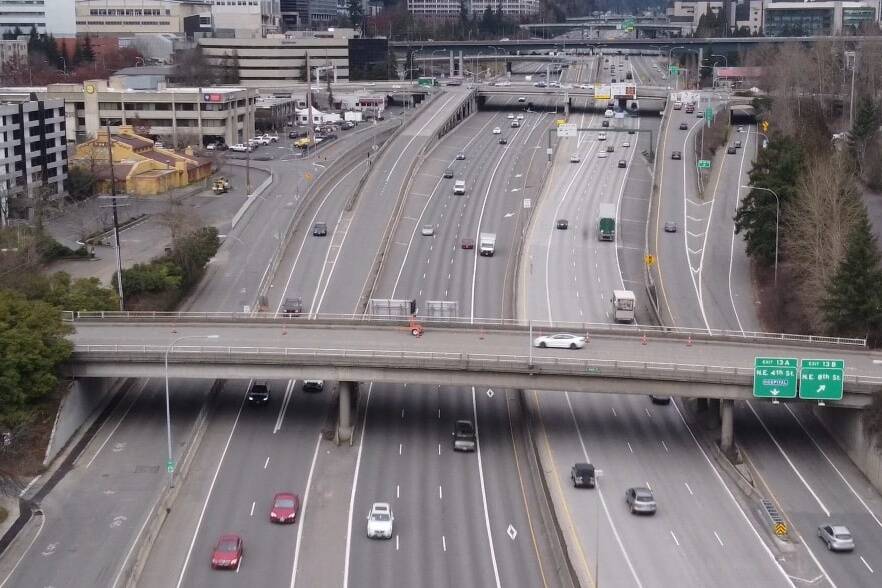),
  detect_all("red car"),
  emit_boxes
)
[269,492,300,524]
[211,533,243,569]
